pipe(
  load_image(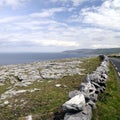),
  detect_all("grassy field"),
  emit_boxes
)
[0,57,101,120]
[92,62,120,120]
